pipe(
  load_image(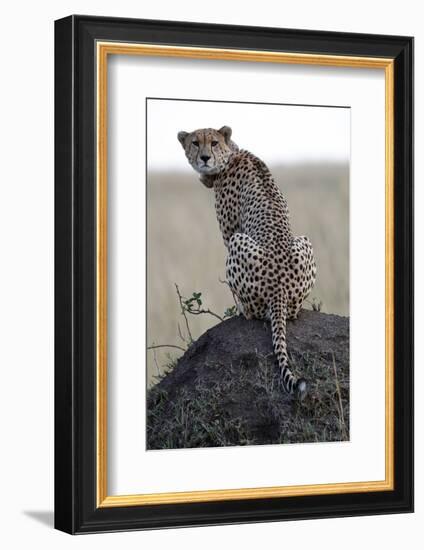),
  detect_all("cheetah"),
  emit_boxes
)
[177,126,316,398]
